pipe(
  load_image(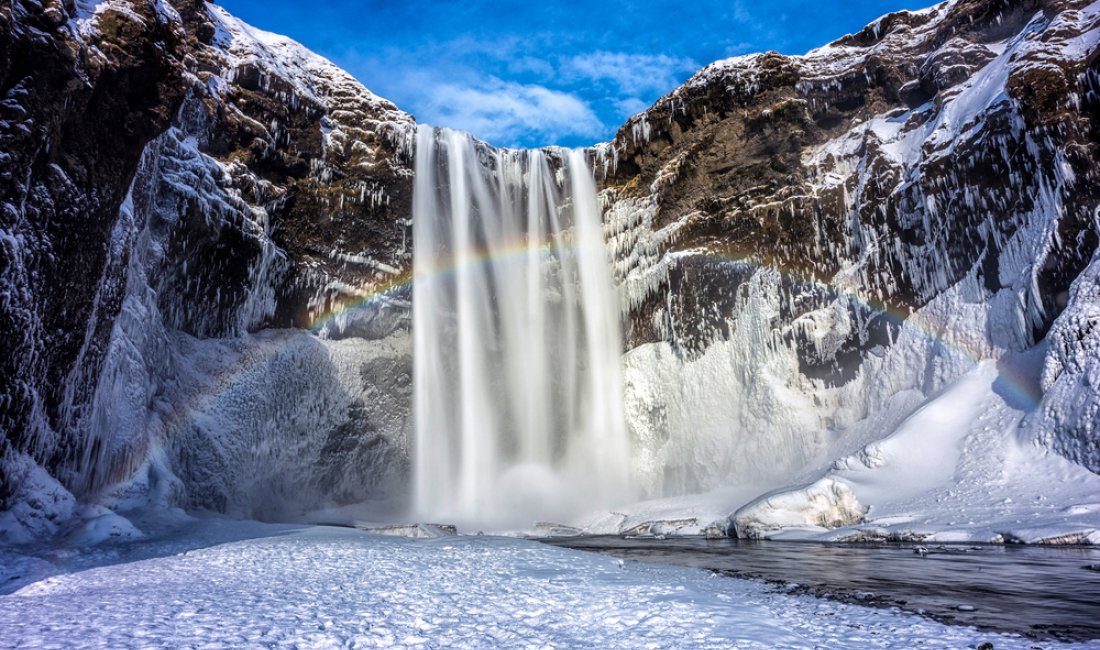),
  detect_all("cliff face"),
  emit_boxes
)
[603,0,1098,355]
[1,0,416,536]
[1,0,1098,538]
[594,0,1100,495]
[1,0,188,525]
